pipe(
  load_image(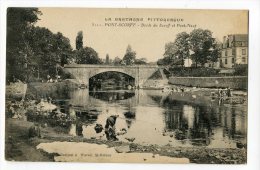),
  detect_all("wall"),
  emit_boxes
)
[221,48,234,68]
[235,47,248,64]
[169,76,247,89]
[220,47,248,68]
